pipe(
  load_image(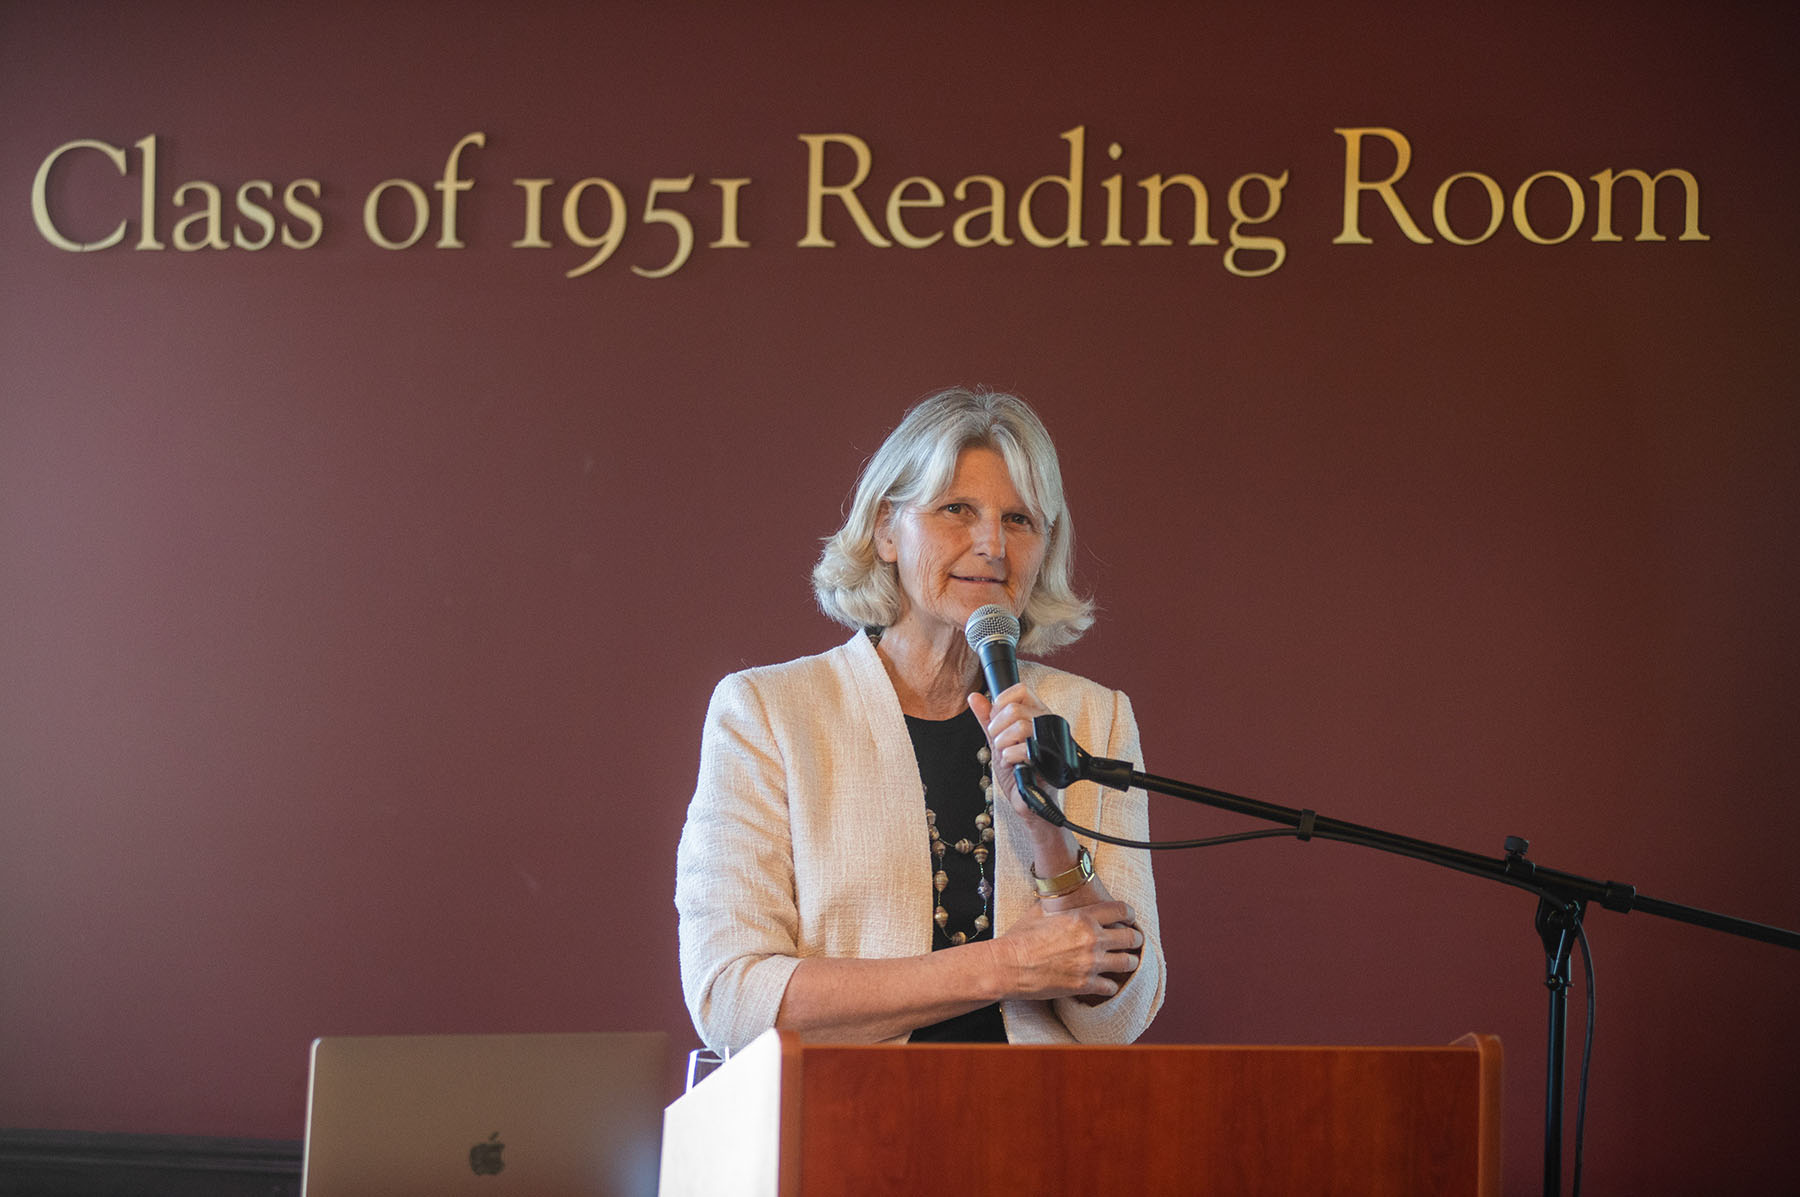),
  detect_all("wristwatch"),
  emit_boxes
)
[1030,845,1094,898]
